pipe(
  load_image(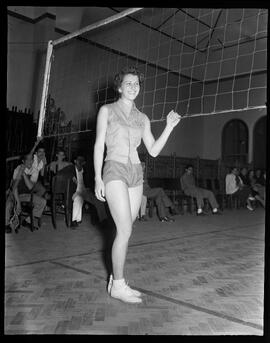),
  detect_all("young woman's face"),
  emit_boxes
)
[24,155,33,169]
[241,168,247,175]
[37,148,45,159]
[57,151,65,161]
[255,170,261,177]
[119,74,140,101]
